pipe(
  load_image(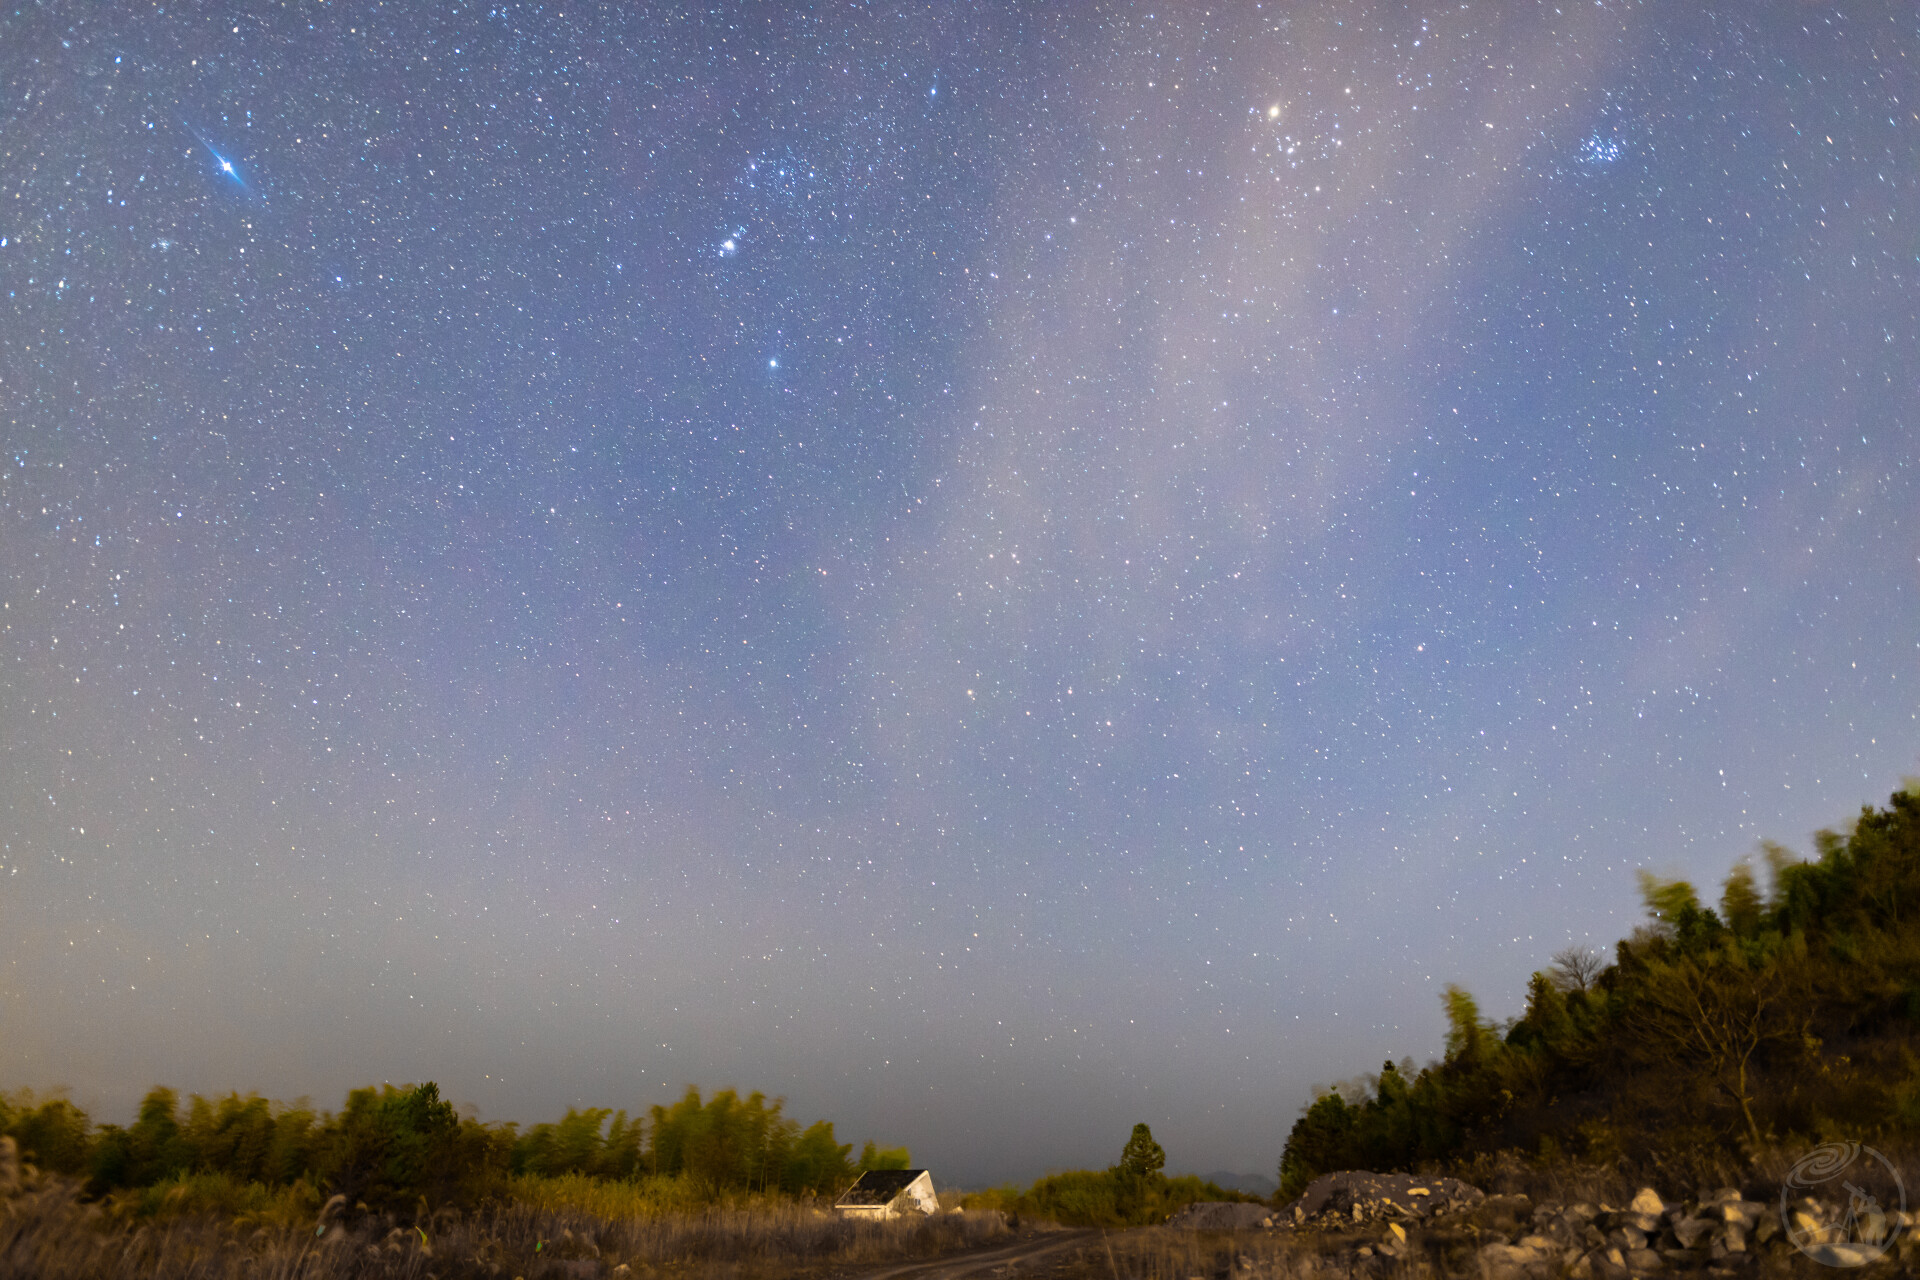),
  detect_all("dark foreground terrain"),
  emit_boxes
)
[9,1133,1917,1277]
